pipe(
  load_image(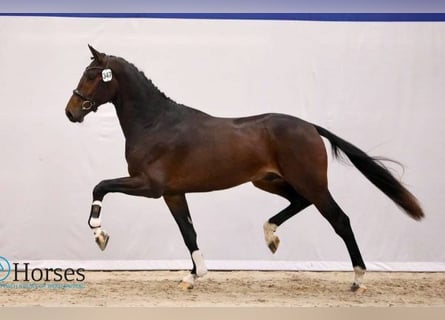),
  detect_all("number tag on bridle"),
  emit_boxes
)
[102,69,113,82]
